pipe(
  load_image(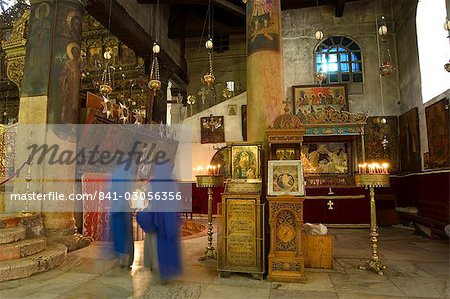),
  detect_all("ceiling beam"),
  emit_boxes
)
[136,0,245,17]
[335,0,346,17]
[86,0,188,83]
